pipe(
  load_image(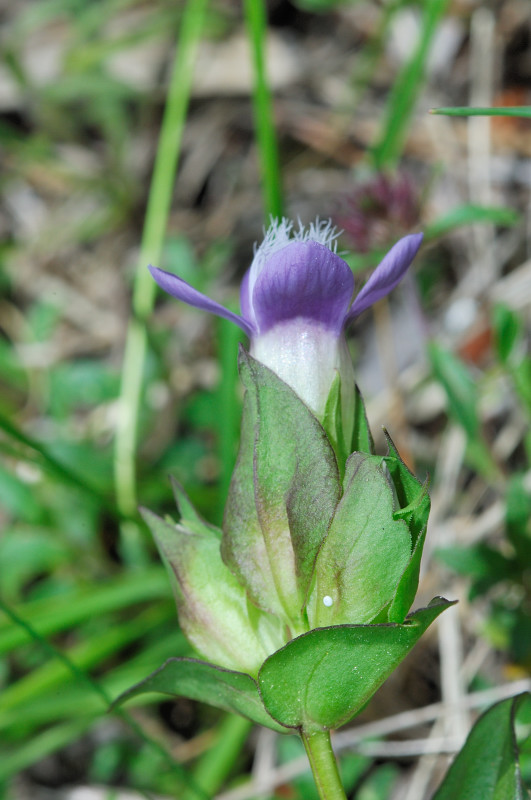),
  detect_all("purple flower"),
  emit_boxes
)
[149,219,423,418]
[335,172,421,253]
